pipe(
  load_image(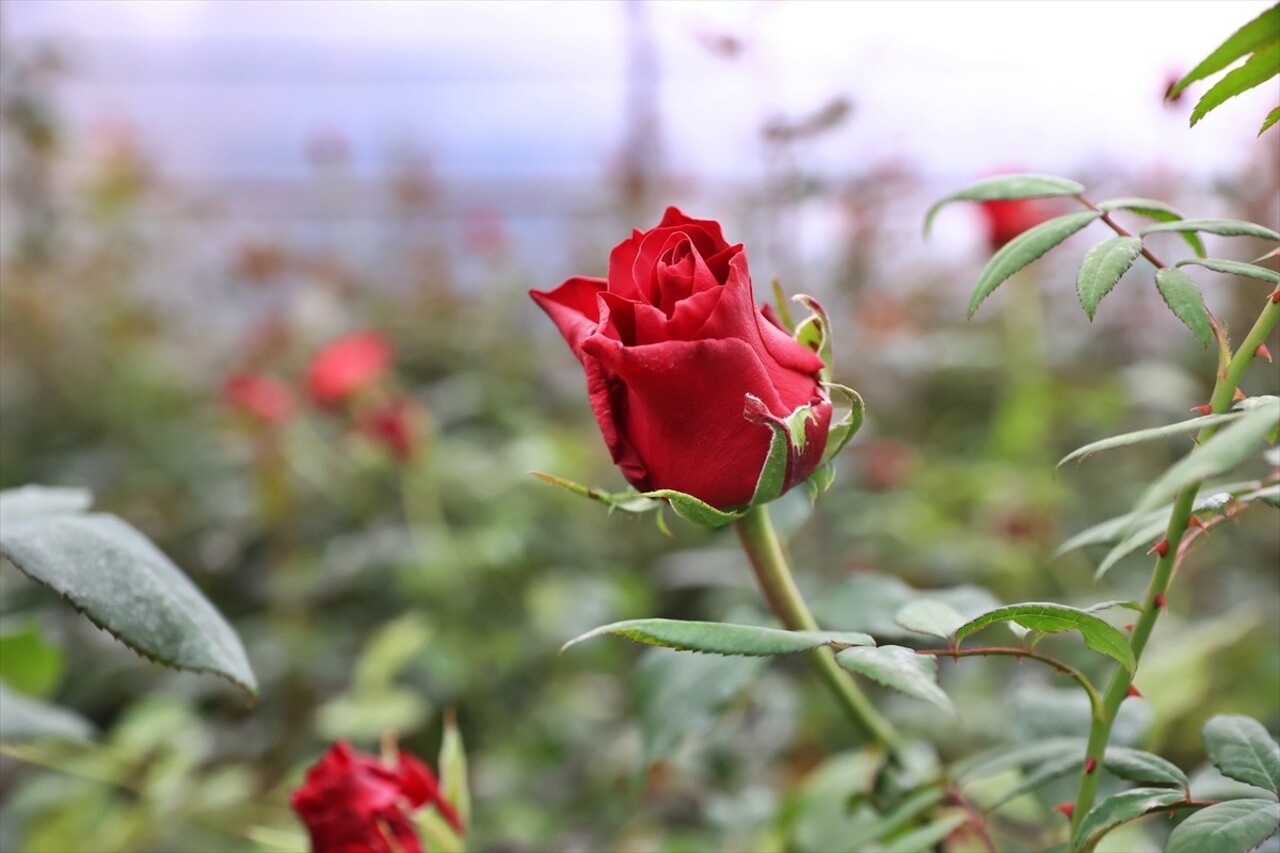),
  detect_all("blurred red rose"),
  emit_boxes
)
[531,207,831,509]
[221,372,294,425]
[290,742,461,853]
[307,332,392,407]
[359,398,418,460]
[978,198,1050,252]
